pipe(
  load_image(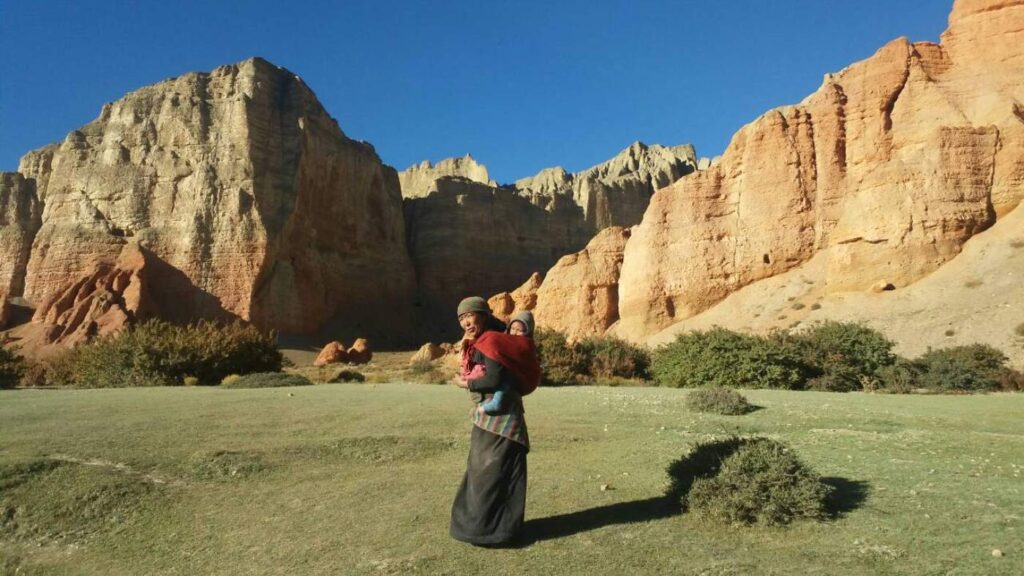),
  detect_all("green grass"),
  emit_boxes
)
[1,385,1022,575]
